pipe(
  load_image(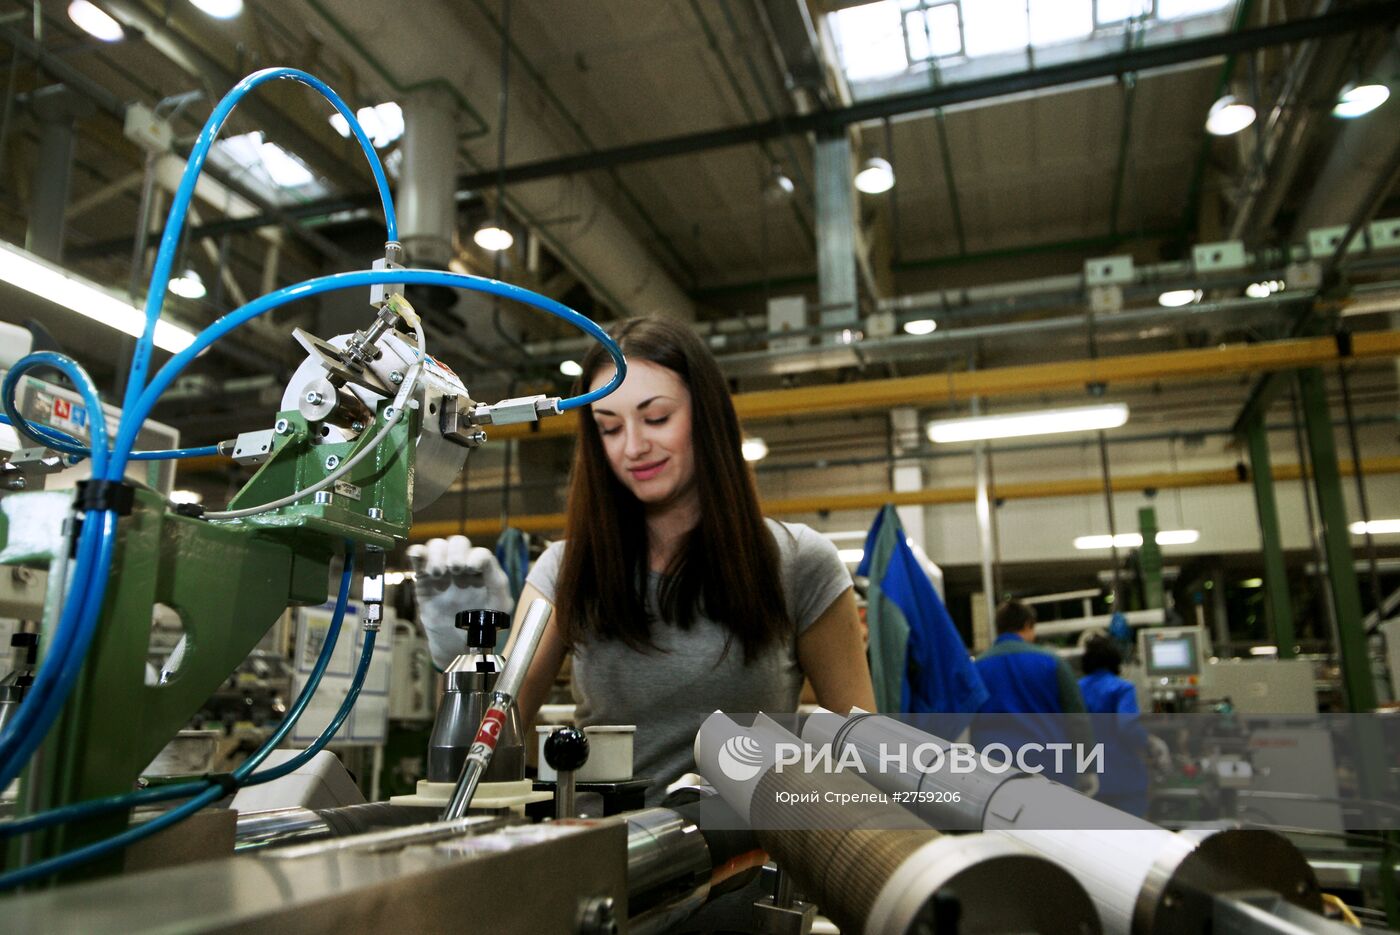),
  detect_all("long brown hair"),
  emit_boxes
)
[554,316,790,662]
